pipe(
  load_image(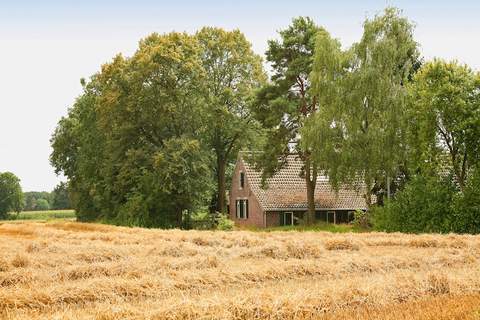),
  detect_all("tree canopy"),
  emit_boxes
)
[303,7,420,207]
[406,59,480,189]
[196,27,266,213]
[48,9,480,233]
[51,29,263,227]
[251,17,324,224]
[0,172,24,218]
